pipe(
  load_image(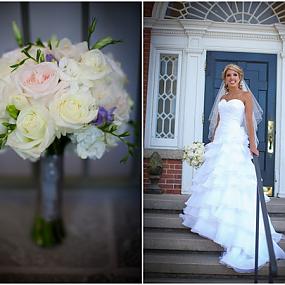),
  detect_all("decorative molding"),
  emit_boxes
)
[205,31,279,41]
[151,29,185,36]
[184,48,204,54]
[144,149,183,159]
[146,19,281,42]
